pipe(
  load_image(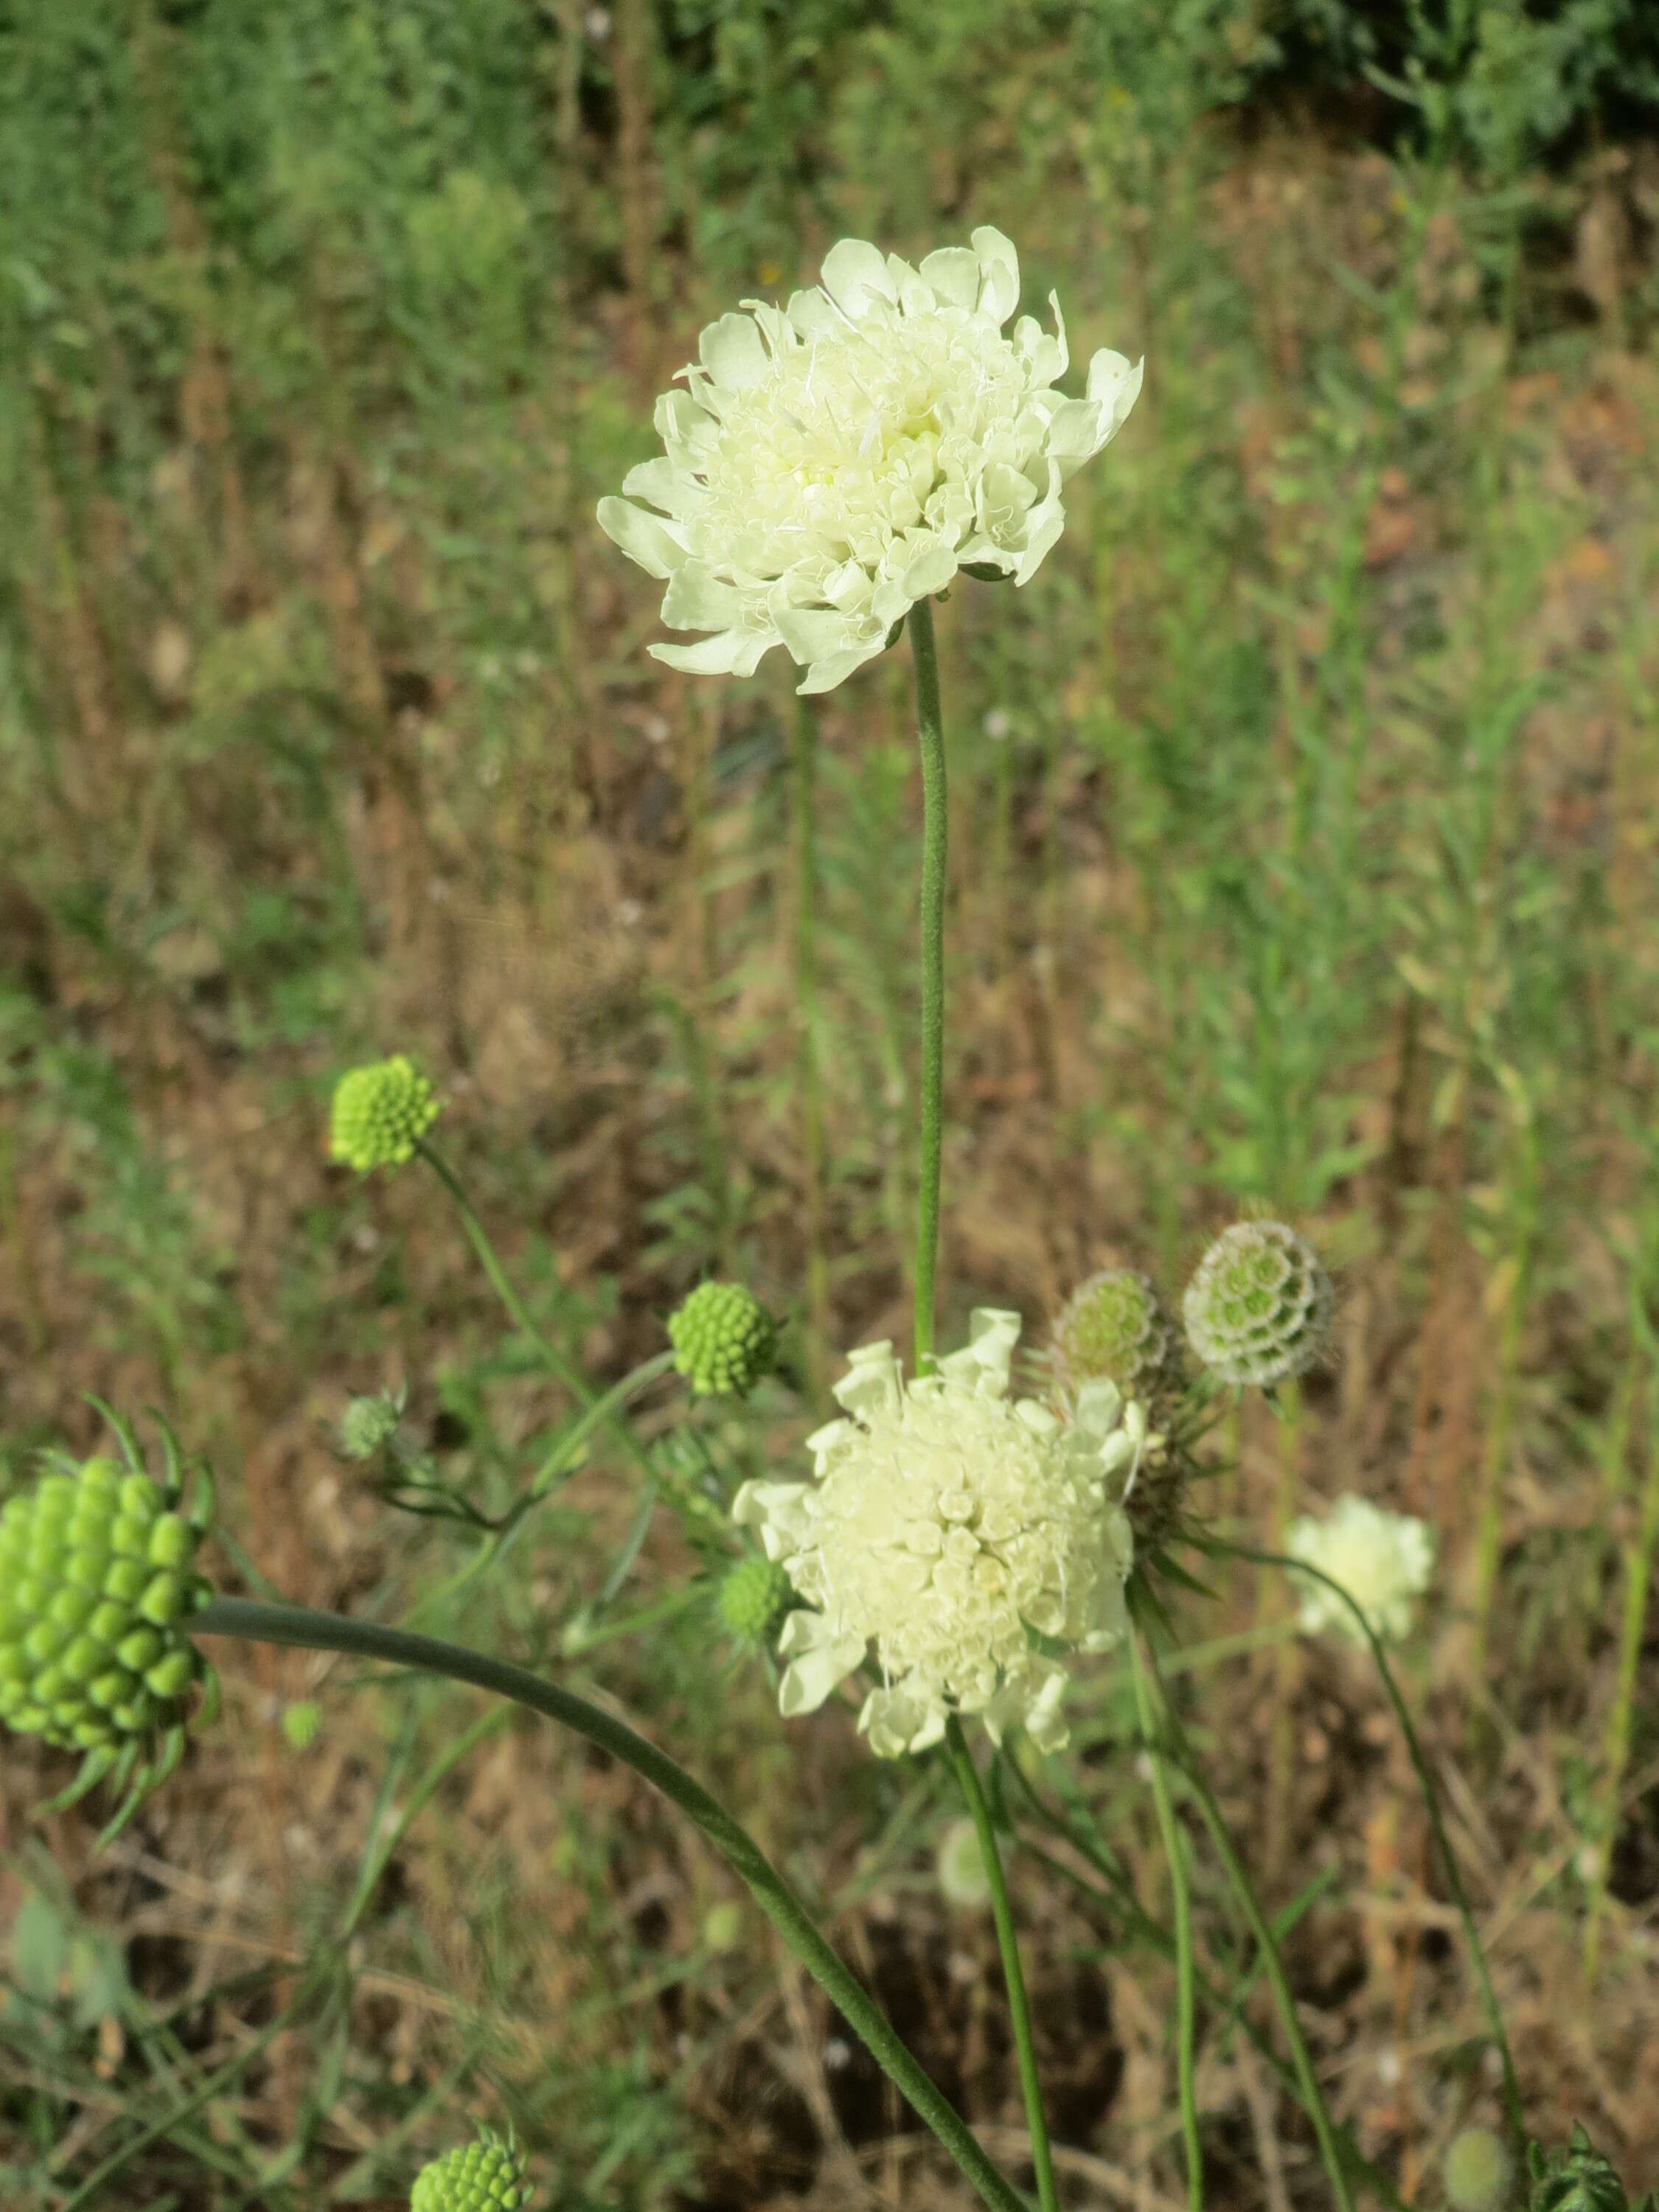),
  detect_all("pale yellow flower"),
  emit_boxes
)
[732,1310,1138,1757]
[598,230,1141,693]
[1286,1495,1434,1646]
